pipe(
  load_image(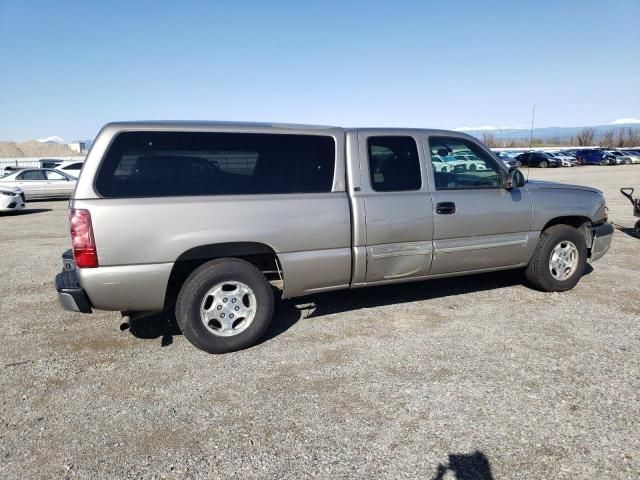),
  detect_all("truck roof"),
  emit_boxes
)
[101,121,465,138]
